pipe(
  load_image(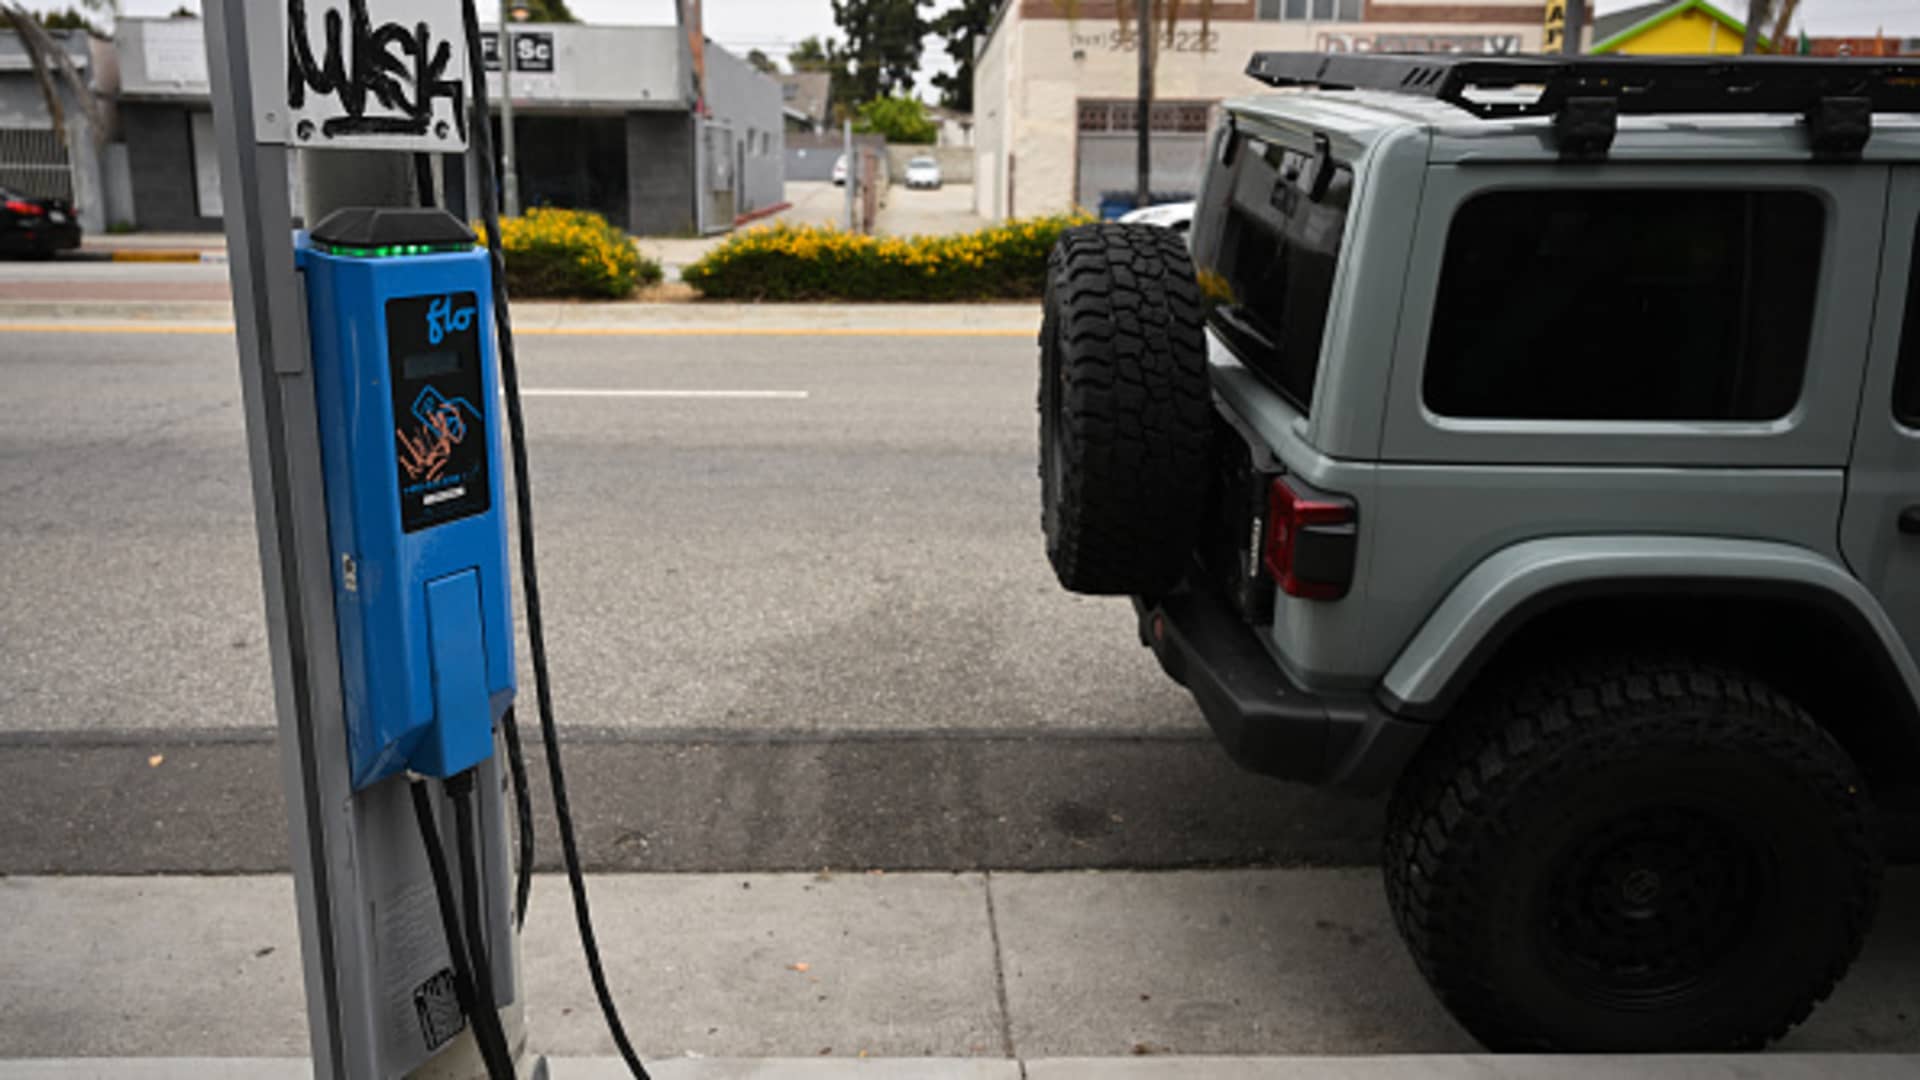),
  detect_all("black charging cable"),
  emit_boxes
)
[410,146,538,932]
[461,3,653,1077]
[447,769,515,1072]
[405,149,528,1079]
[410,774,517,1079]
